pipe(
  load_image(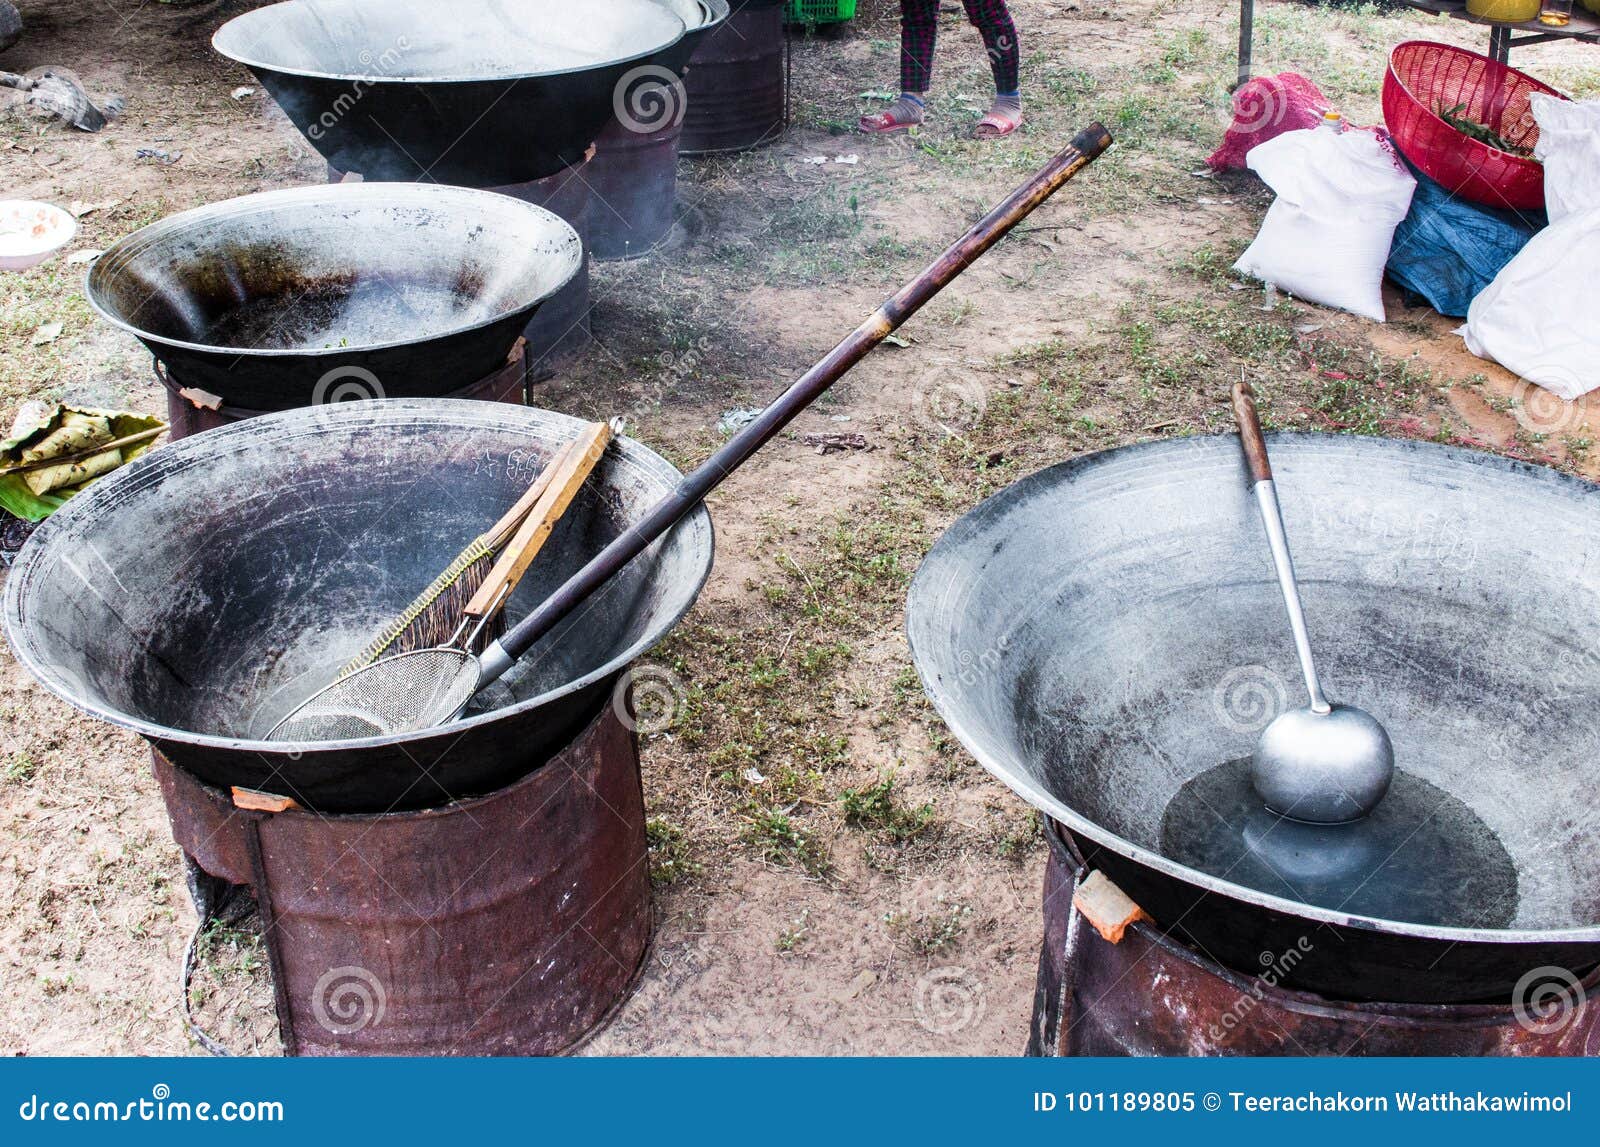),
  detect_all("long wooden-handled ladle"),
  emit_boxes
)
[265,123,1115,742]
[1231,382,1394,823]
